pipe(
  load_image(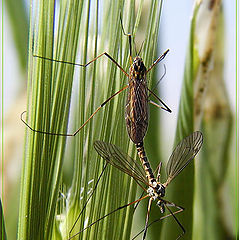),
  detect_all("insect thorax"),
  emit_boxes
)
[147,182,165,200]
[129,56,147,82]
